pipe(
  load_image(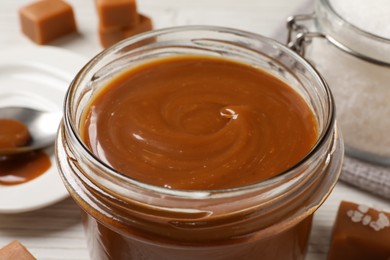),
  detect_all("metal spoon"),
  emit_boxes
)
[0,107,62,155]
